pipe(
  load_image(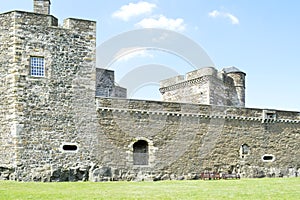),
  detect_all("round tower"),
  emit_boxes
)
[223,67,246,107]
